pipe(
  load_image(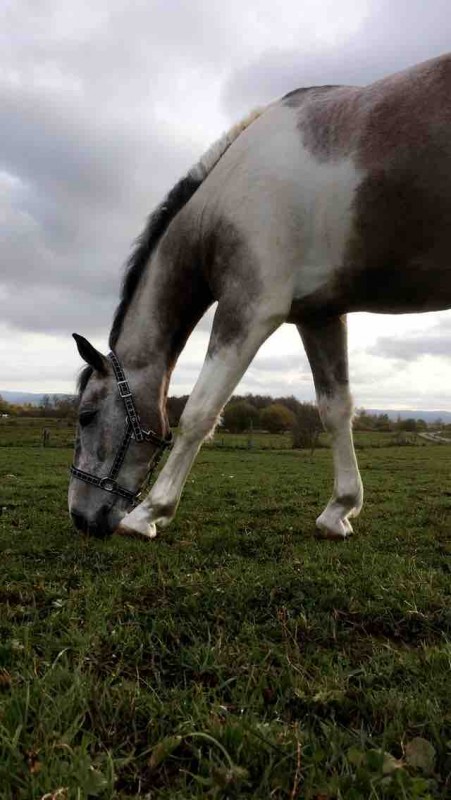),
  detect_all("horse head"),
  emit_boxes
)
[68,334,171,537]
